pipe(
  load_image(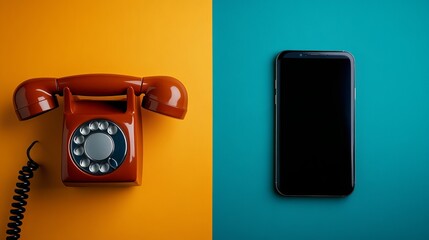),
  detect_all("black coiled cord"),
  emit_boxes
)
[6,141,40,240]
